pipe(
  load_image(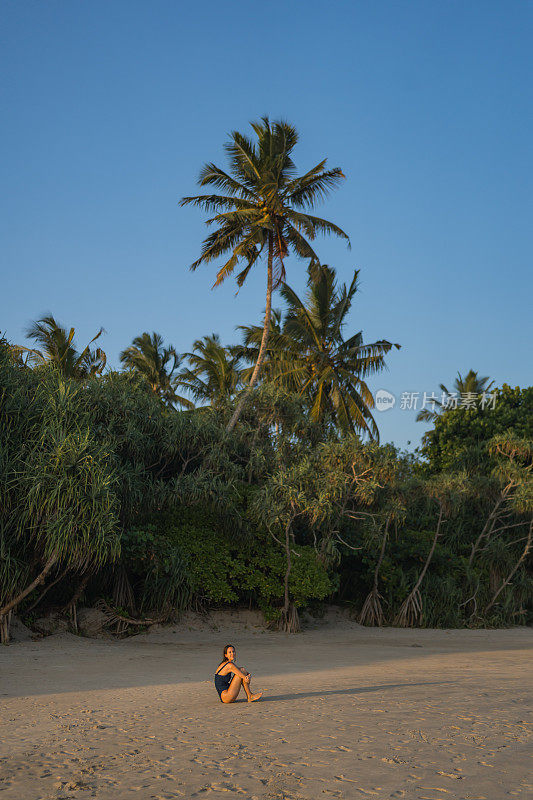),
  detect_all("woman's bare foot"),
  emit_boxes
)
[248,692,263,702]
